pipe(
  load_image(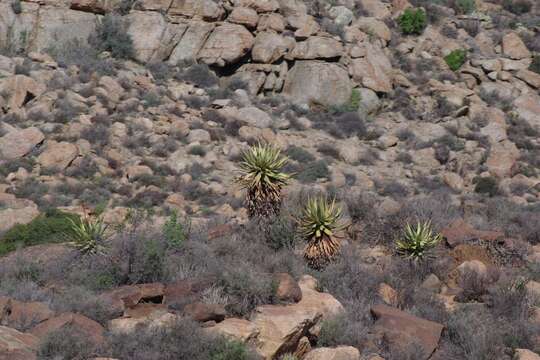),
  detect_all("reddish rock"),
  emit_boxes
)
[441,219,503,247]
[275,273,302,303]
[0,298,54,330]
[0,127,44,161]
[207,224,234,240]
[183,302,226,322]
[371,305,443,360]
[123,303,168,319]
[30,313,105,346]
[100,283,164,316]
[0,325,39,360]
[163,278,214,310]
